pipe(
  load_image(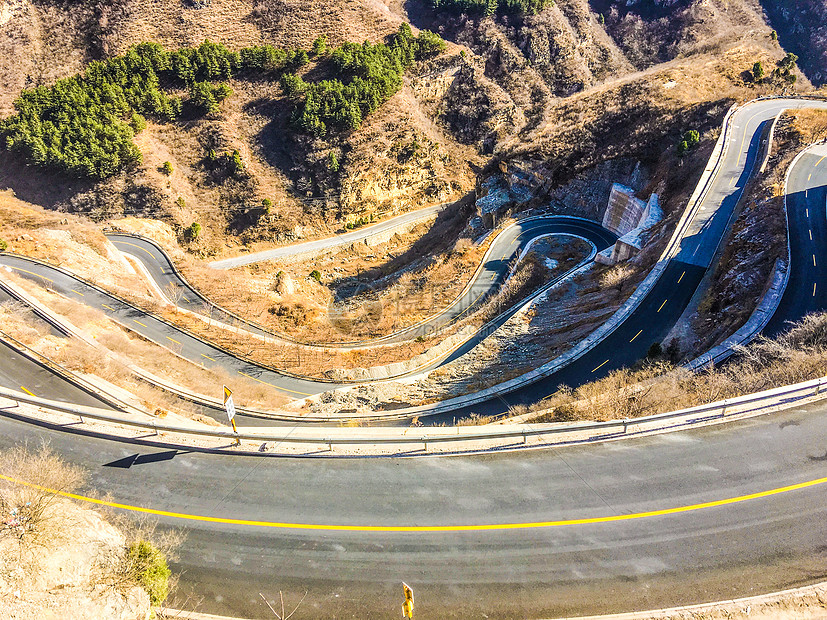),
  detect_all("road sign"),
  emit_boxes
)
[223,386,238,437]
[402,582,414,618]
